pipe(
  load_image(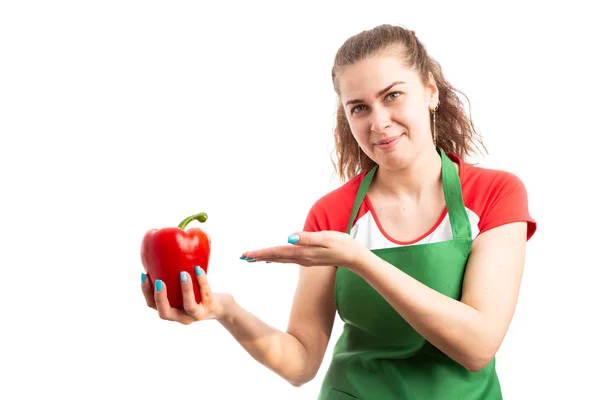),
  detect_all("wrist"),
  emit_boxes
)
[348,245,374,275]
[215,293,236,323]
